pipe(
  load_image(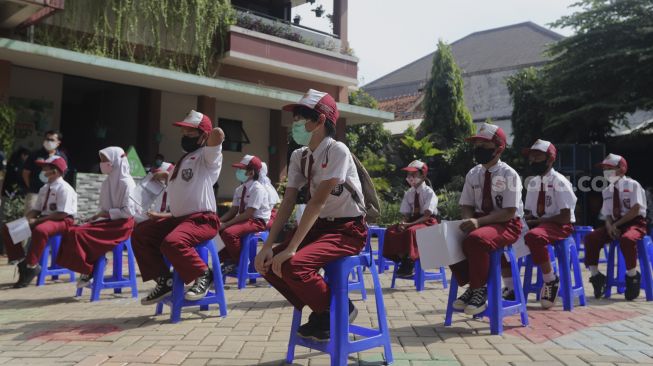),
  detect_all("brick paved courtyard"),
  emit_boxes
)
[1,247,652,366]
